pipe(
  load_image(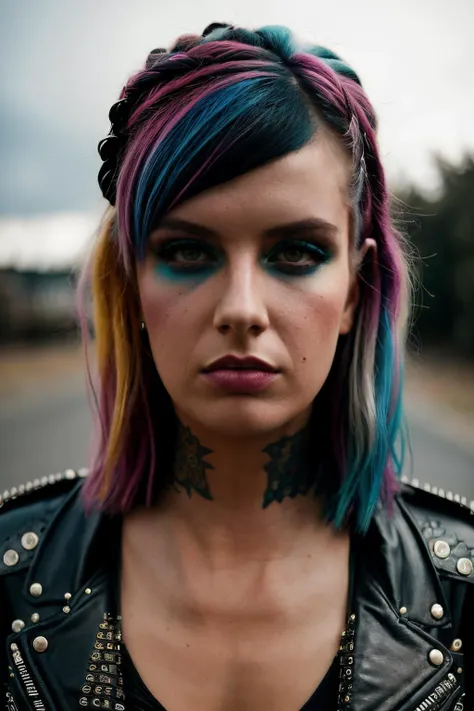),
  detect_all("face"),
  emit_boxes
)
[137,131,369,439]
